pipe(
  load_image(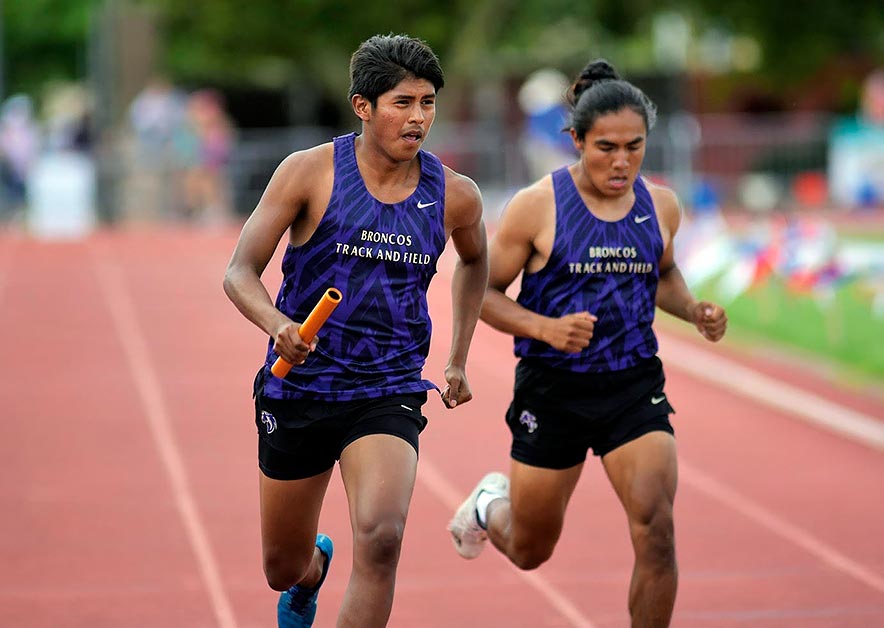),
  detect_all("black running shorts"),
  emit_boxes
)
[253,369,428,480]
[505,356,675,469]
